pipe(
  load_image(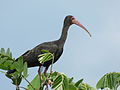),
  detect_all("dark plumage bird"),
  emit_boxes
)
[7,15,91,75]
